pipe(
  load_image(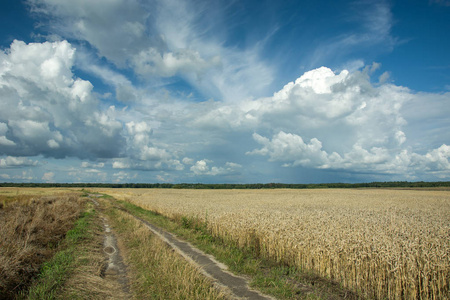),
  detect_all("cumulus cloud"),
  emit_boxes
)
[0,40,125,159]
[0,156,39,168]
[126,121,152,147]
[190,160,242,176]
[247,132,330,168]
[241,66,449,176]
[248,131,449,177]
